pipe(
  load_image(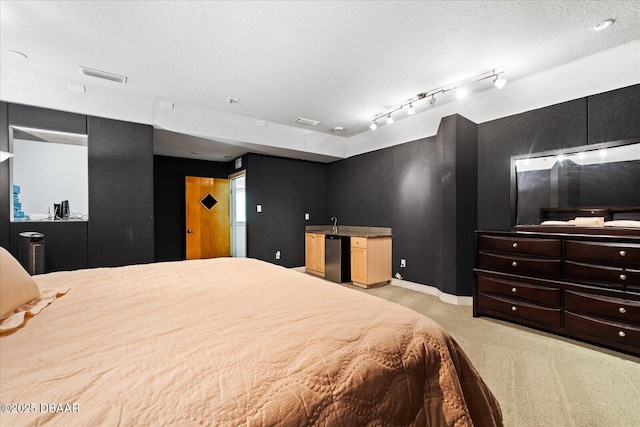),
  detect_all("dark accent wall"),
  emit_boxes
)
[328,114,478,296]
[245,153,328,267]
[478,84,640,231]
[9,222,88,272]
[153,155,231,262]
[8,103,87,134]
[88,117,154,267]
[0,103,154,271]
